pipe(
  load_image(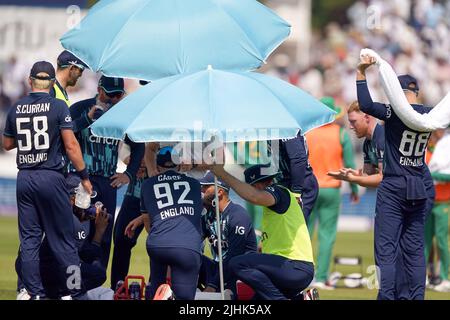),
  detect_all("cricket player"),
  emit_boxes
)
[357,56,435,300]
[209,163,315,300]
[3,61,92,299]
[50,50,88,107]
[141,147,203,300]
[198,171,257,297]
[69,76,145,268]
